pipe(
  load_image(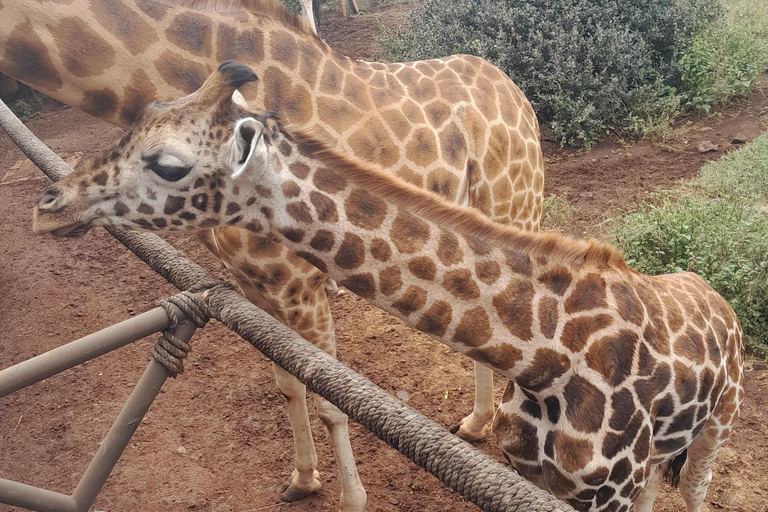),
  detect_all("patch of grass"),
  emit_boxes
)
[7,89,44,123]
[541,193,578,232]
[611,134,768,356]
